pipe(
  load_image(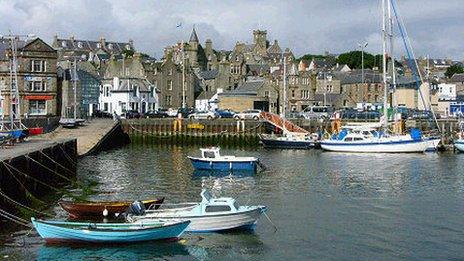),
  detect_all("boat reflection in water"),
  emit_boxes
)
[36,240,190,260]
[192,169,256,179]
